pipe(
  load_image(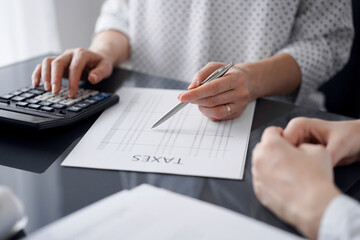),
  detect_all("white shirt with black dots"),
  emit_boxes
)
[95,0,353,109]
